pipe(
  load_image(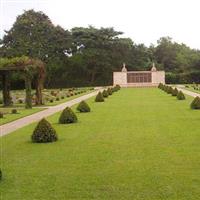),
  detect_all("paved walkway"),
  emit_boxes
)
[176,87,200,98]
[0,89,102,137]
